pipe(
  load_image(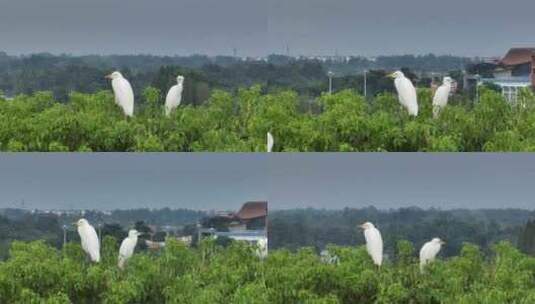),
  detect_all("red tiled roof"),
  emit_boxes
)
[236,201,268,220]
[500,48,535,66]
